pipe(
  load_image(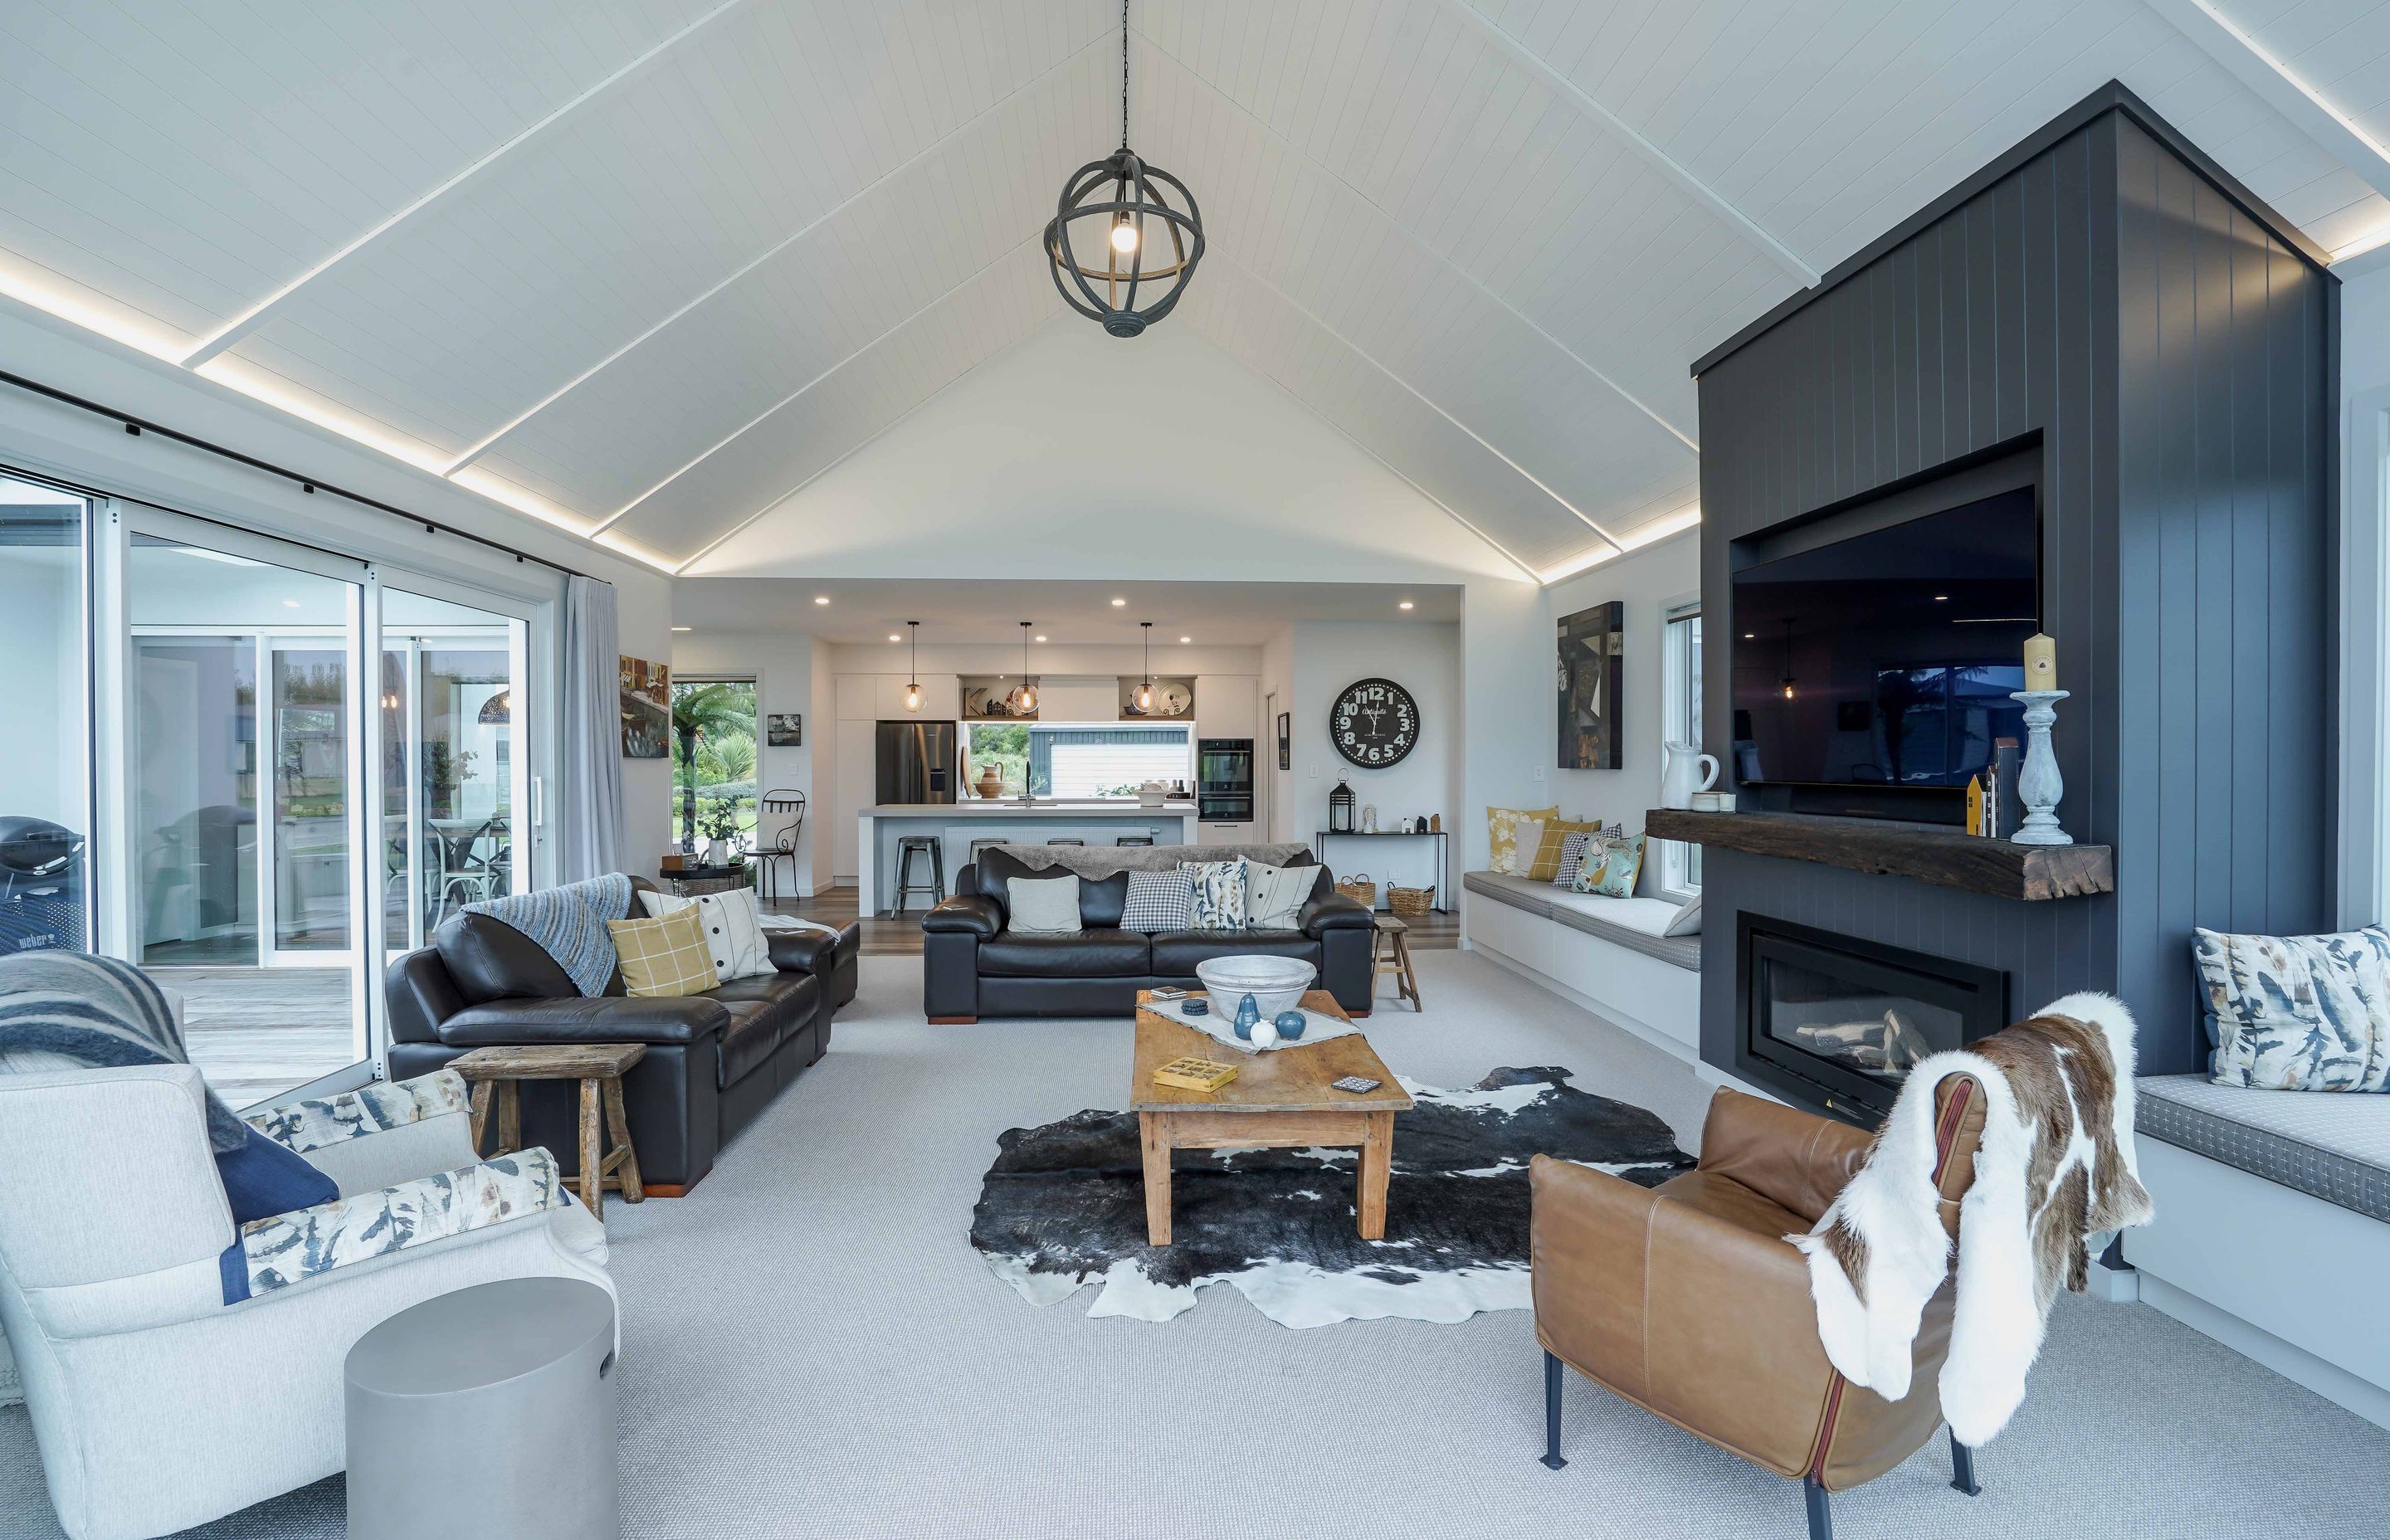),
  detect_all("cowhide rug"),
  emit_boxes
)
[969,1066,1694,1328]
